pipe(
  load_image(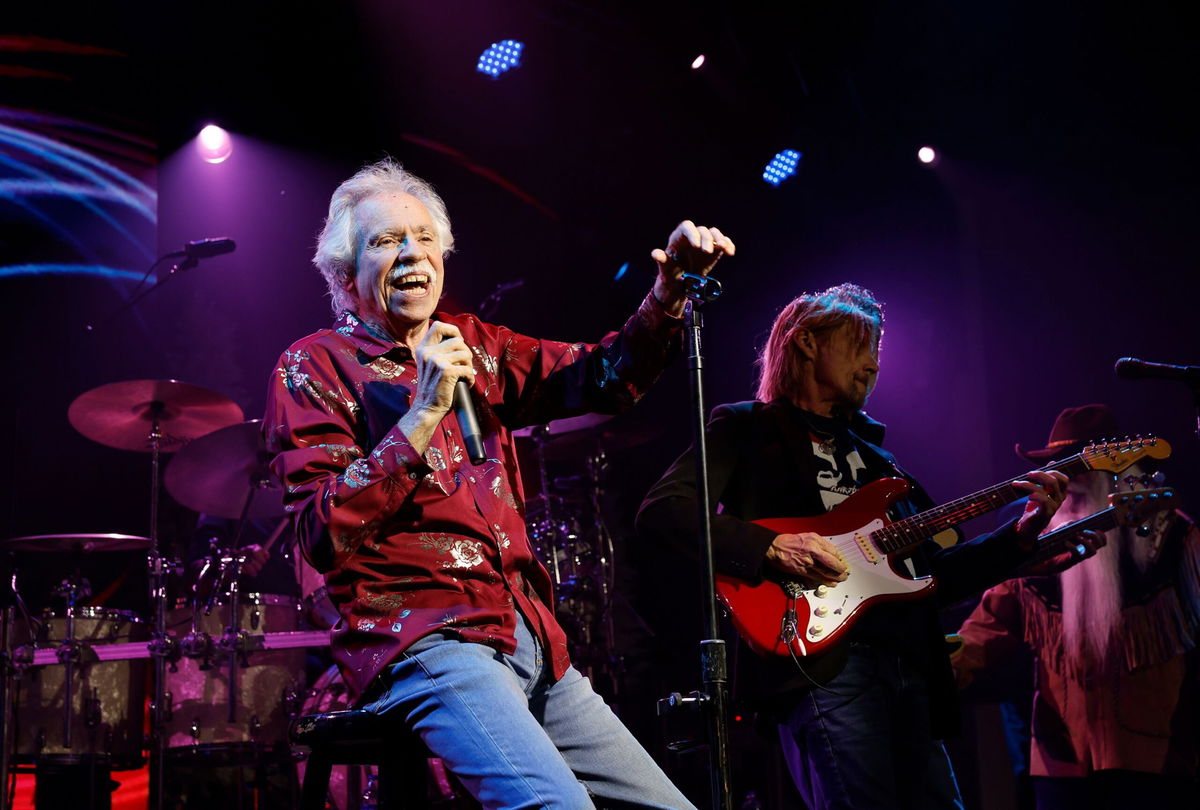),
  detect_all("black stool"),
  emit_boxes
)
[290,709,434,810]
